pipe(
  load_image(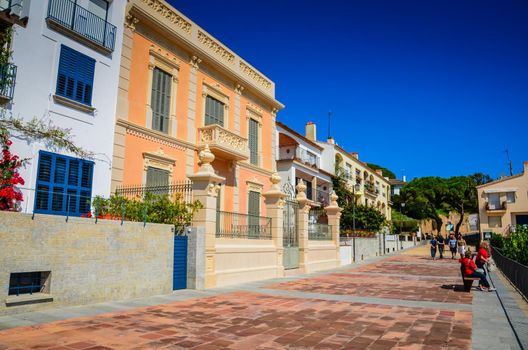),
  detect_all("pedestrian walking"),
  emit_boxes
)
[448,234,457,259]
[430,235,438,260]
[437,234,445,259]
[457,235,466,259]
